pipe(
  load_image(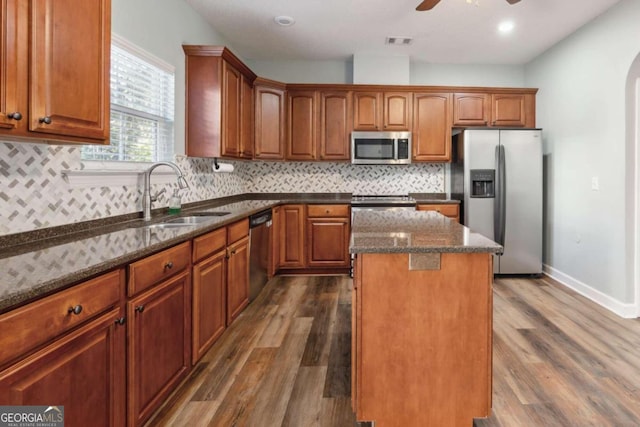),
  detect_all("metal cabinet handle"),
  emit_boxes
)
[115,317,126,325]
[68,305,83,315]
[39,116,52,124]
[135,305,145,313]
[164,261,173,270]
[7,112,22,121]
